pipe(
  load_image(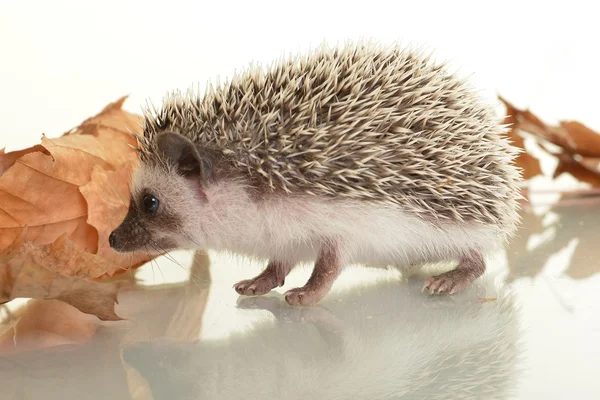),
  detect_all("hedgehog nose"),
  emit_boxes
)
[108,231,117,248]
